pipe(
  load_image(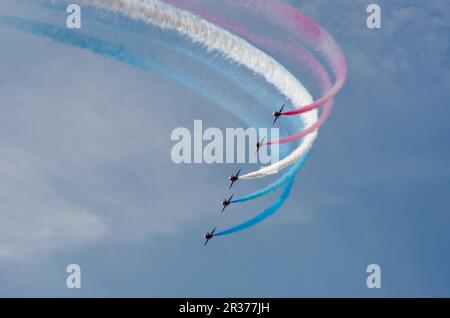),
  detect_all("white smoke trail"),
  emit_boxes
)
[54,0,318,178]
